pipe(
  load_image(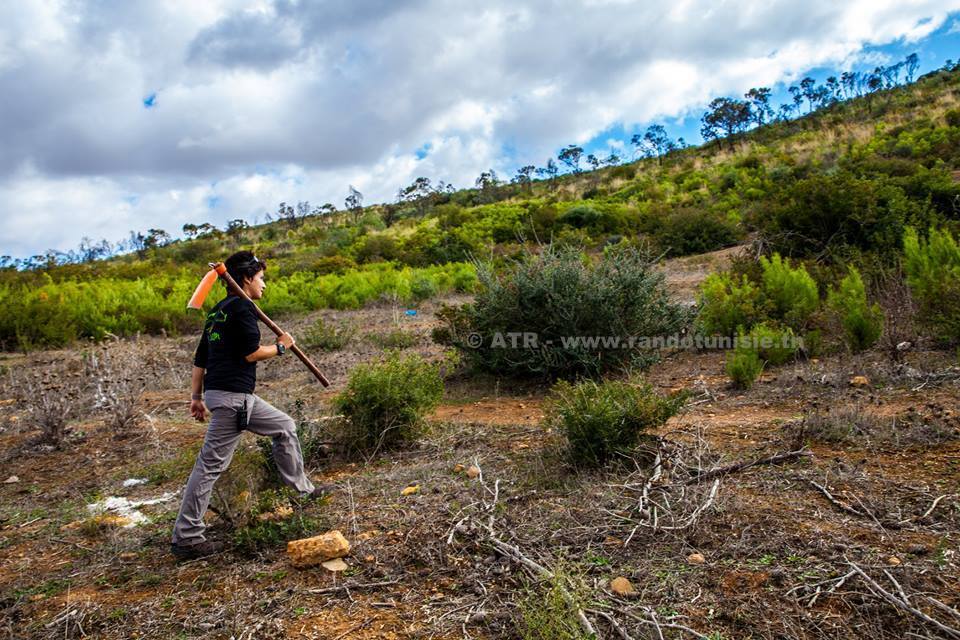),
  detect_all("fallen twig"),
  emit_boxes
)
[685,450,811,485]
[303,579,400,595]
[589,608,636,640]
[848,562,960,639]
[808,480,866,517]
